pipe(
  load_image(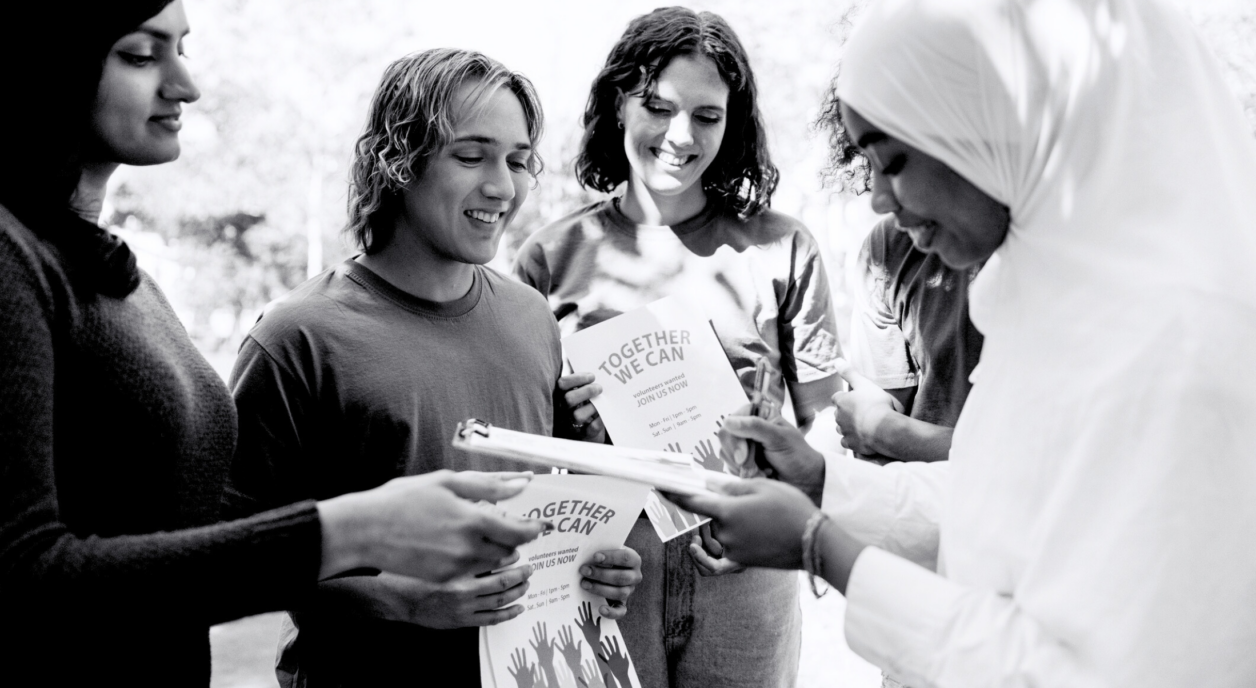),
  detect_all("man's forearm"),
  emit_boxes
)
[875,413,953,463]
